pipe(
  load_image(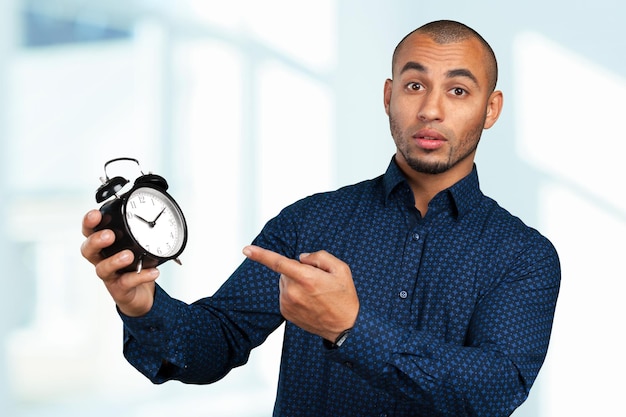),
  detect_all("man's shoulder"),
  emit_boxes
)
[477,195,558,258]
